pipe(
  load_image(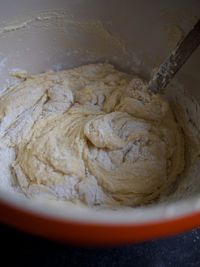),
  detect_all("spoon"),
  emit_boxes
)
[148,19,200,93]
